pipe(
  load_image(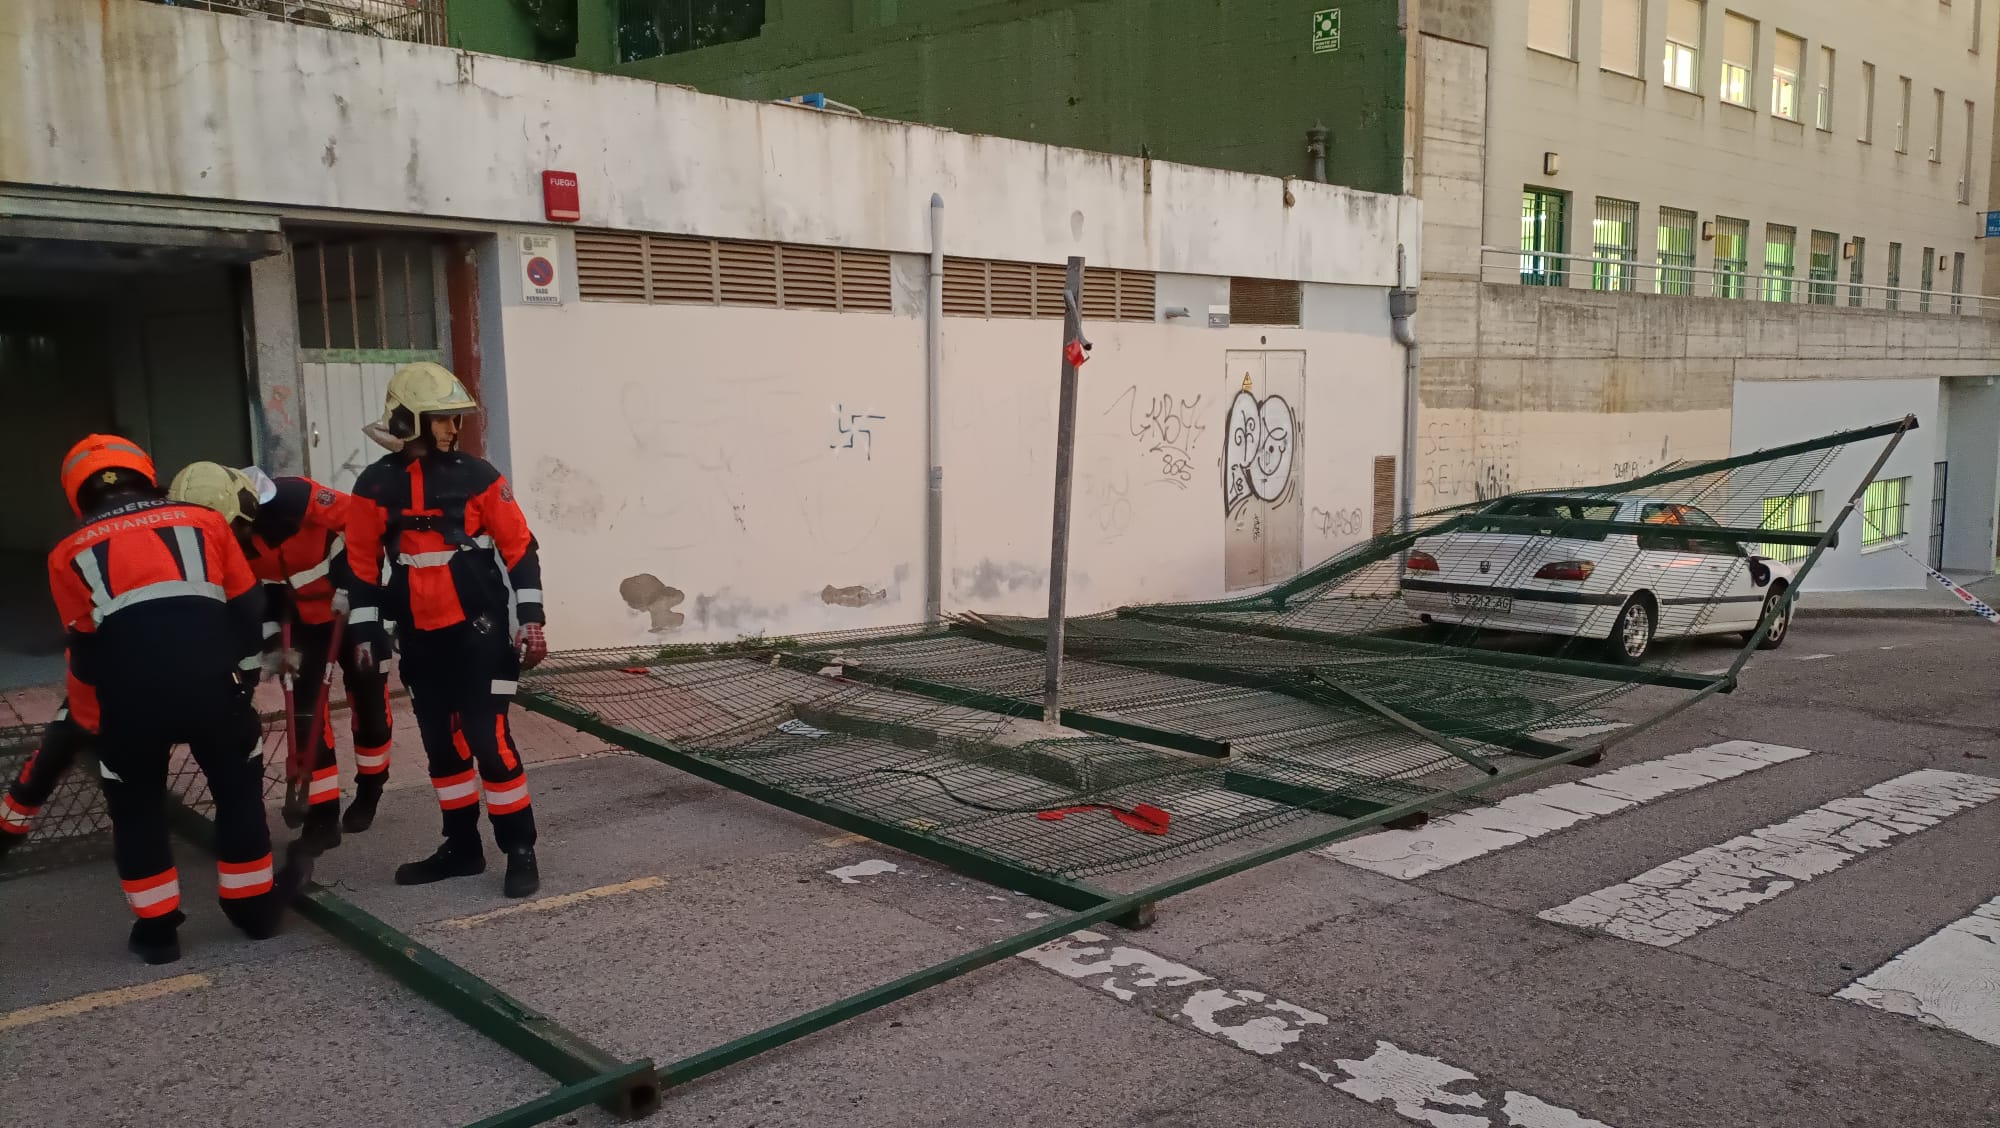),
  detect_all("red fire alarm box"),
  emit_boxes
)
[542,170,580,222]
